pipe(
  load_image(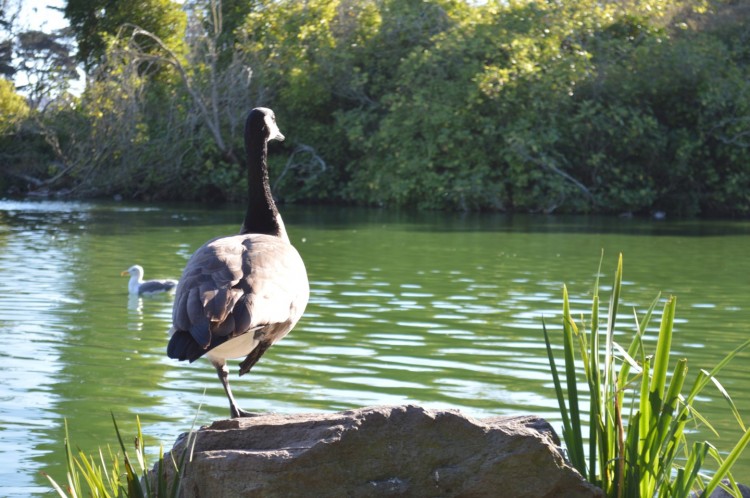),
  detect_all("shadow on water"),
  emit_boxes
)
[1,199,749,496]
[7,198,745,238]
[286,204,750,237]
